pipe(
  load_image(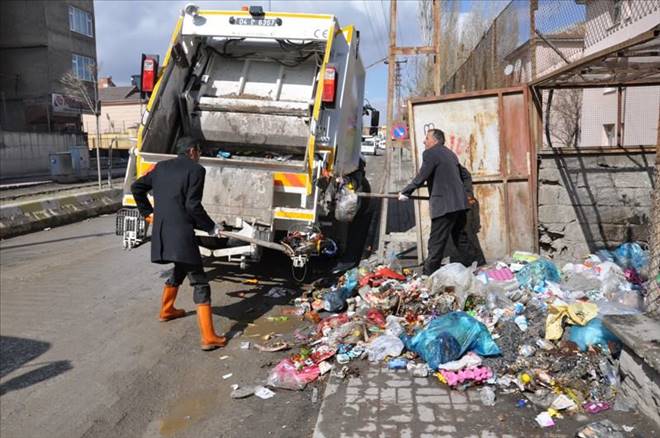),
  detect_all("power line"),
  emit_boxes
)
[362,0,388,60]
